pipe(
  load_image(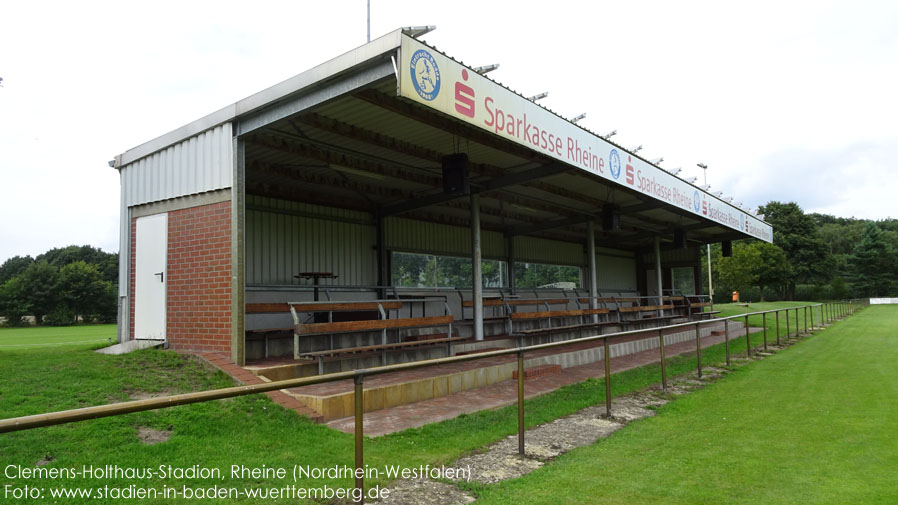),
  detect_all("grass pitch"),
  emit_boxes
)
[474,304,897,505]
